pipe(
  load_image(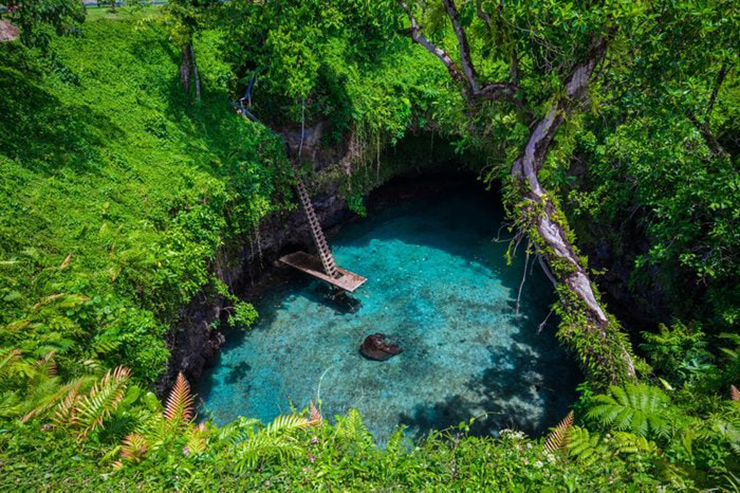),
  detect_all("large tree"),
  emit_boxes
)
[398,0,643,383]
[397,0,738,383]
[162,0,221,101]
